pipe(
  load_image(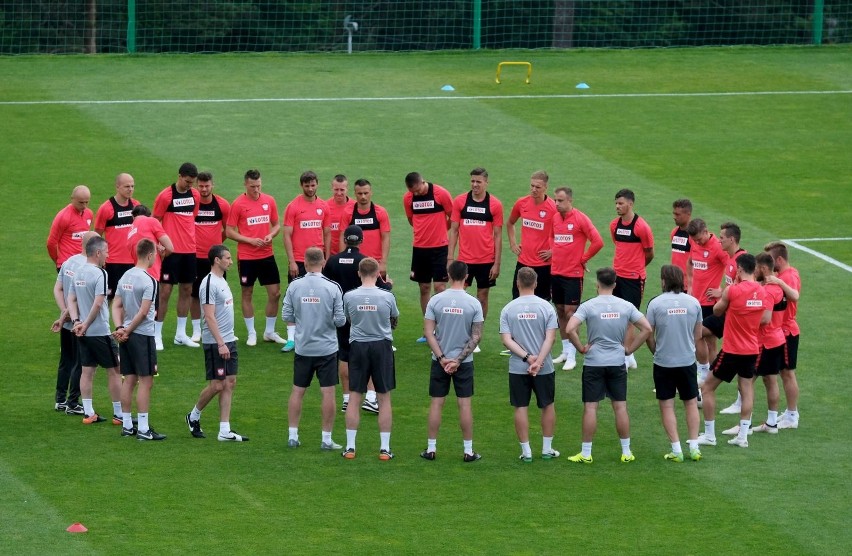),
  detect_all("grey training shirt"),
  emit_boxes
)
[281,272,345,357]
[499,295,558,375]
[425,288,484,363]
[572,294,644,367]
